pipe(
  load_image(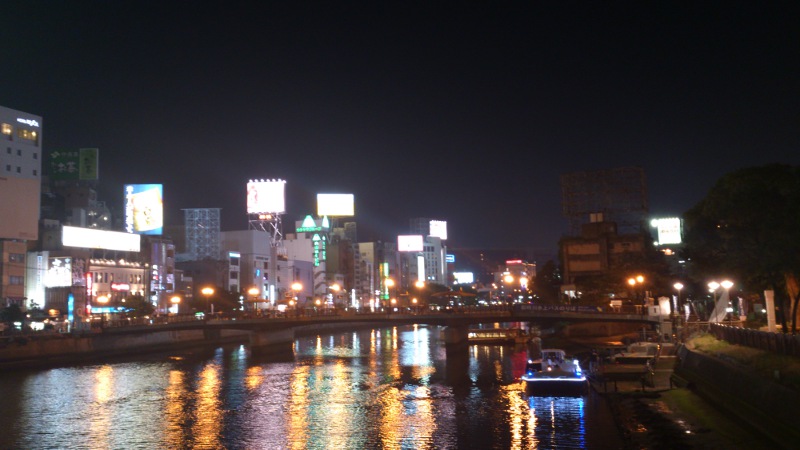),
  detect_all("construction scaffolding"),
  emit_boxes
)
[183,208,221,260]
[561,167,648,235]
